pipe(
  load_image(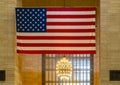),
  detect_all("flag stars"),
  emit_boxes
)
[27,14,30,16]
[16,8,46,32]
[40,27,42,29]
[42,29,45,31]
[32,14,35,16]
[42,19,45,21]
[22,24,25,26]
[40,17,42,19]
[27,29,30,31]
[17,9,19,12]
[35,26,37,29]
[37,24,40,26]
[42,9,45,11]
[27,19,29,22]
[37,29,40,31]
[27,24,30,26]
[32,29,35,31]
[22,29,25,31]
[22,19,24,21]
[22,9,24,11]
[25,26,27,29]
[32,19,35,21]
[17,29,20,31]
[30,26,32,29]
[37,9,40,11]
[32,9,35,11]
[42,24,45,26]
[30,12,32,14]
[25,12,27,14]
[42,14,45,17]
[37,14,40,16]
[40,12,42,14]
[27,9,30,12]
[17,24,20,26]
[32,24,35,26]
